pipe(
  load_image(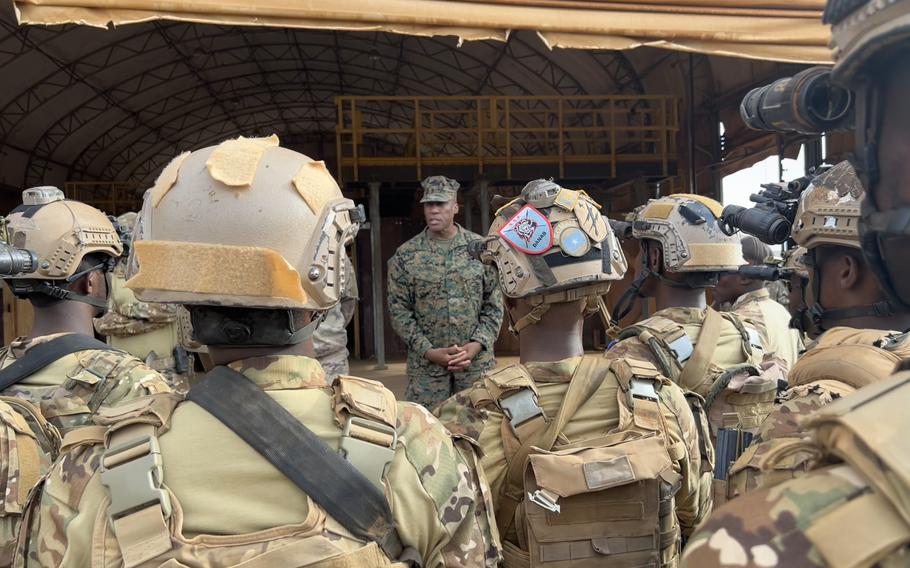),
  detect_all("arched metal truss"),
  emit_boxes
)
[0,7,647,187]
